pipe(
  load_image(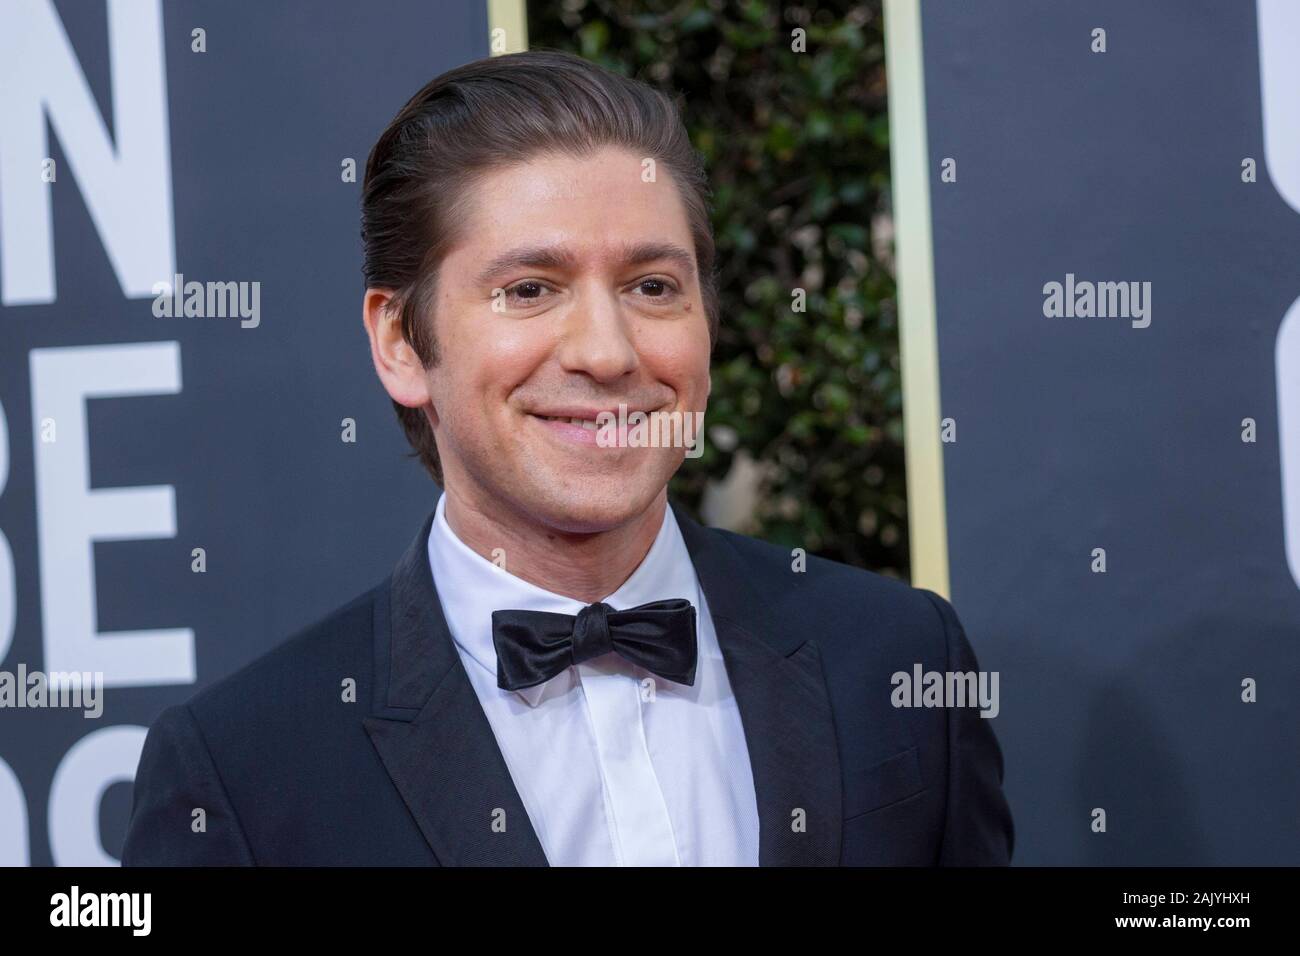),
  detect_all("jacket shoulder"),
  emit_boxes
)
[180,582,383,735]
[125,582,396,865]
[704,525,951,662]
